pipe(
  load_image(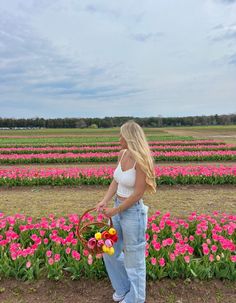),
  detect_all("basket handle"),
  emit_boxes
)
[75,207,113,240]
